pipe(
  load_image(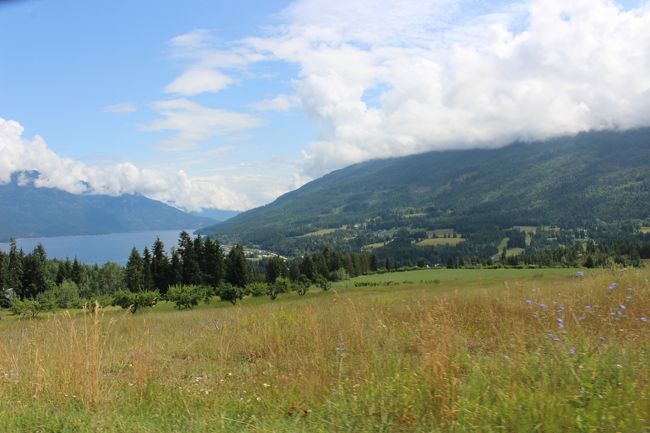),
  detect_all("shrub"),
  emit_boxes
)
[53,279,81,309]
[167,285,206,310]
[10,293,55,318]
[246,282,269,297]
[218,283,243,305]
[293,275,310,296]
[268,277,291,300]
[112,290,159,313]
[329,267,349,282]
[316,275,331,291]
